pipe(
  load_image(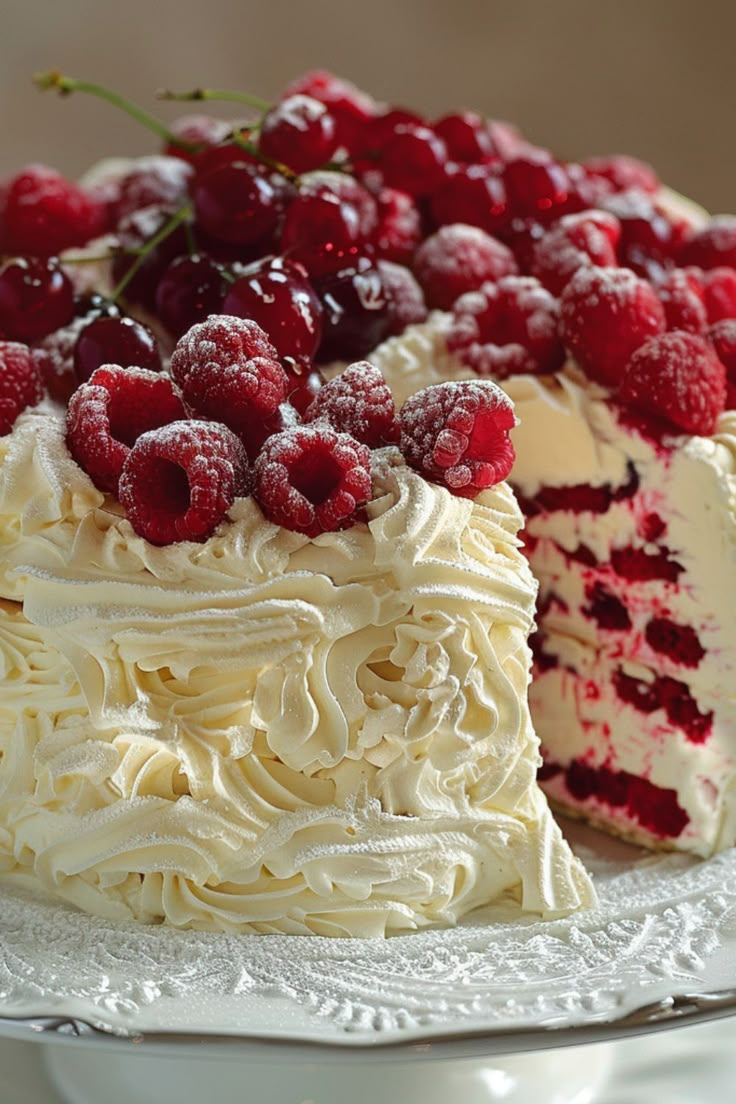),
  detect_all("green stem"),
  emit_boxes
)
[157,86,271,113]
[111,203,192,302]
[33,70,197,151]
